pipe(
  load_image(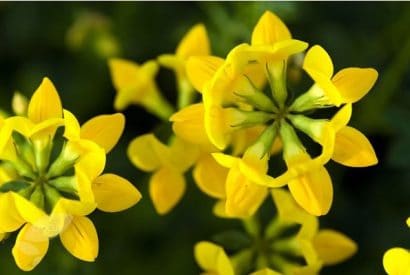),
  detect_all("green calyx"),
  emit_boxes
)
[232,216,306,274]
[0,128,80,213]
[230,59,334,160]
